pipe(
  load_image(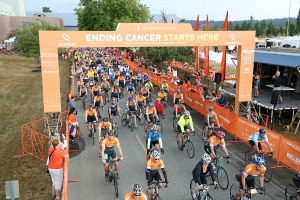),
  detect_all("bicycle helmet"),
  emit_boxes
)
[132,184,142,196]
[128,97,133,102]
[151,150,161,159]
[97,92,101,96]
[149,103,154,108]
[88,104,93,108]
[215,131,225,138]
[103,117,109,122]
[160,88,164,91]
[201,153,212,164]
[184,110,190,116]
[177,89,181,93]
[208,106,214,111]
[152,124,159,131]
[108,129,115,136]
[259,128,266,134]
[254,155,265,166]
